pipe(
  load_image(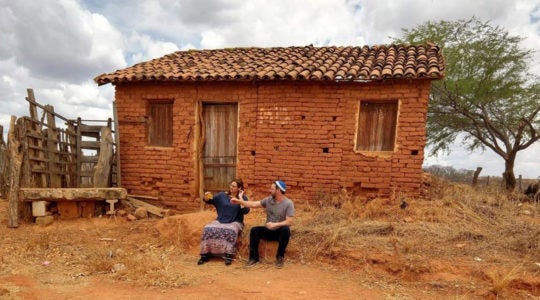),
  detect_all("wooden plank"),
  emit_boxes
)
[126,196,168,217]
[80,156,99,163]
[128,194,159,200]
[79,124,104,133]
[80,141,101,149]
[28,155,76,164]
